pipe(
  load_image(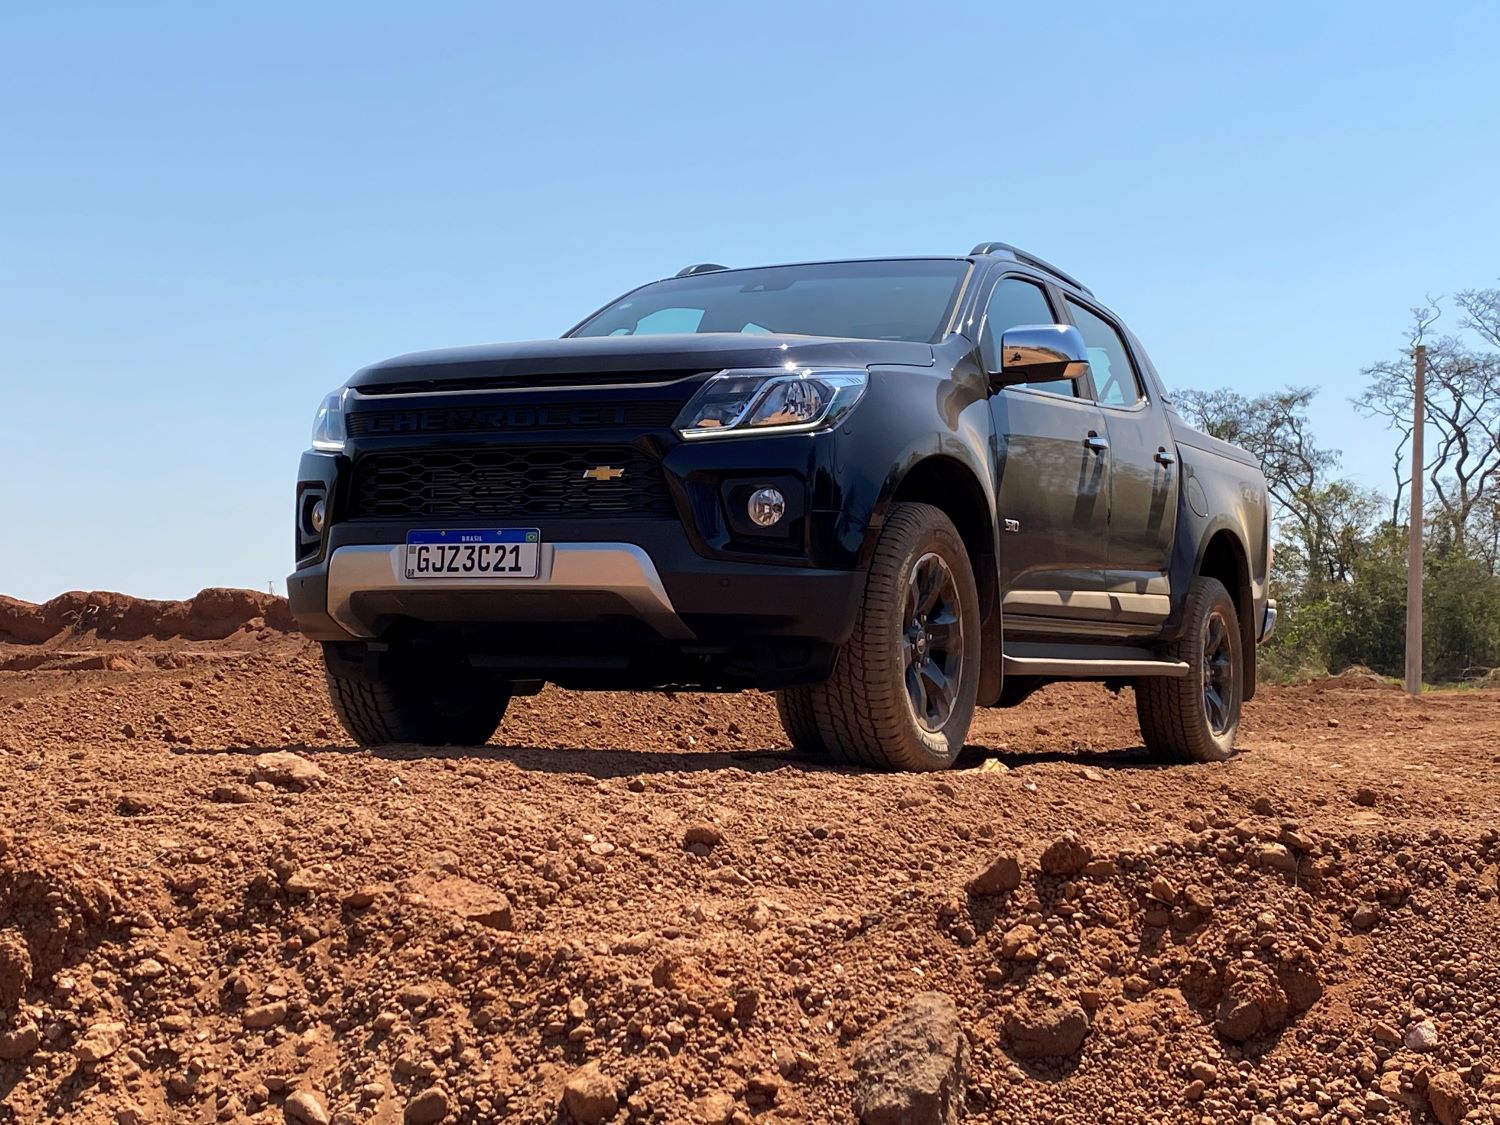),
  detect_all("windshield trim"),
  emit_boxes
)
[563,257,976,345]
